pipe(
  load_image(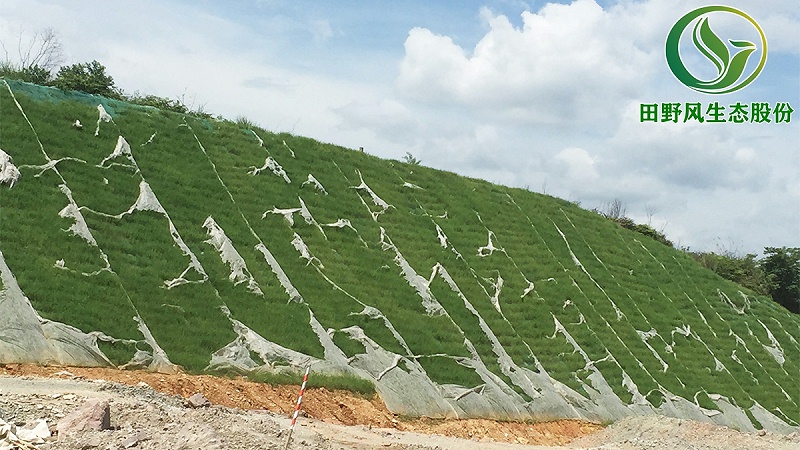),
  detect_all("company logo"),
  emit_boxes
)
[665,5,767,94]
